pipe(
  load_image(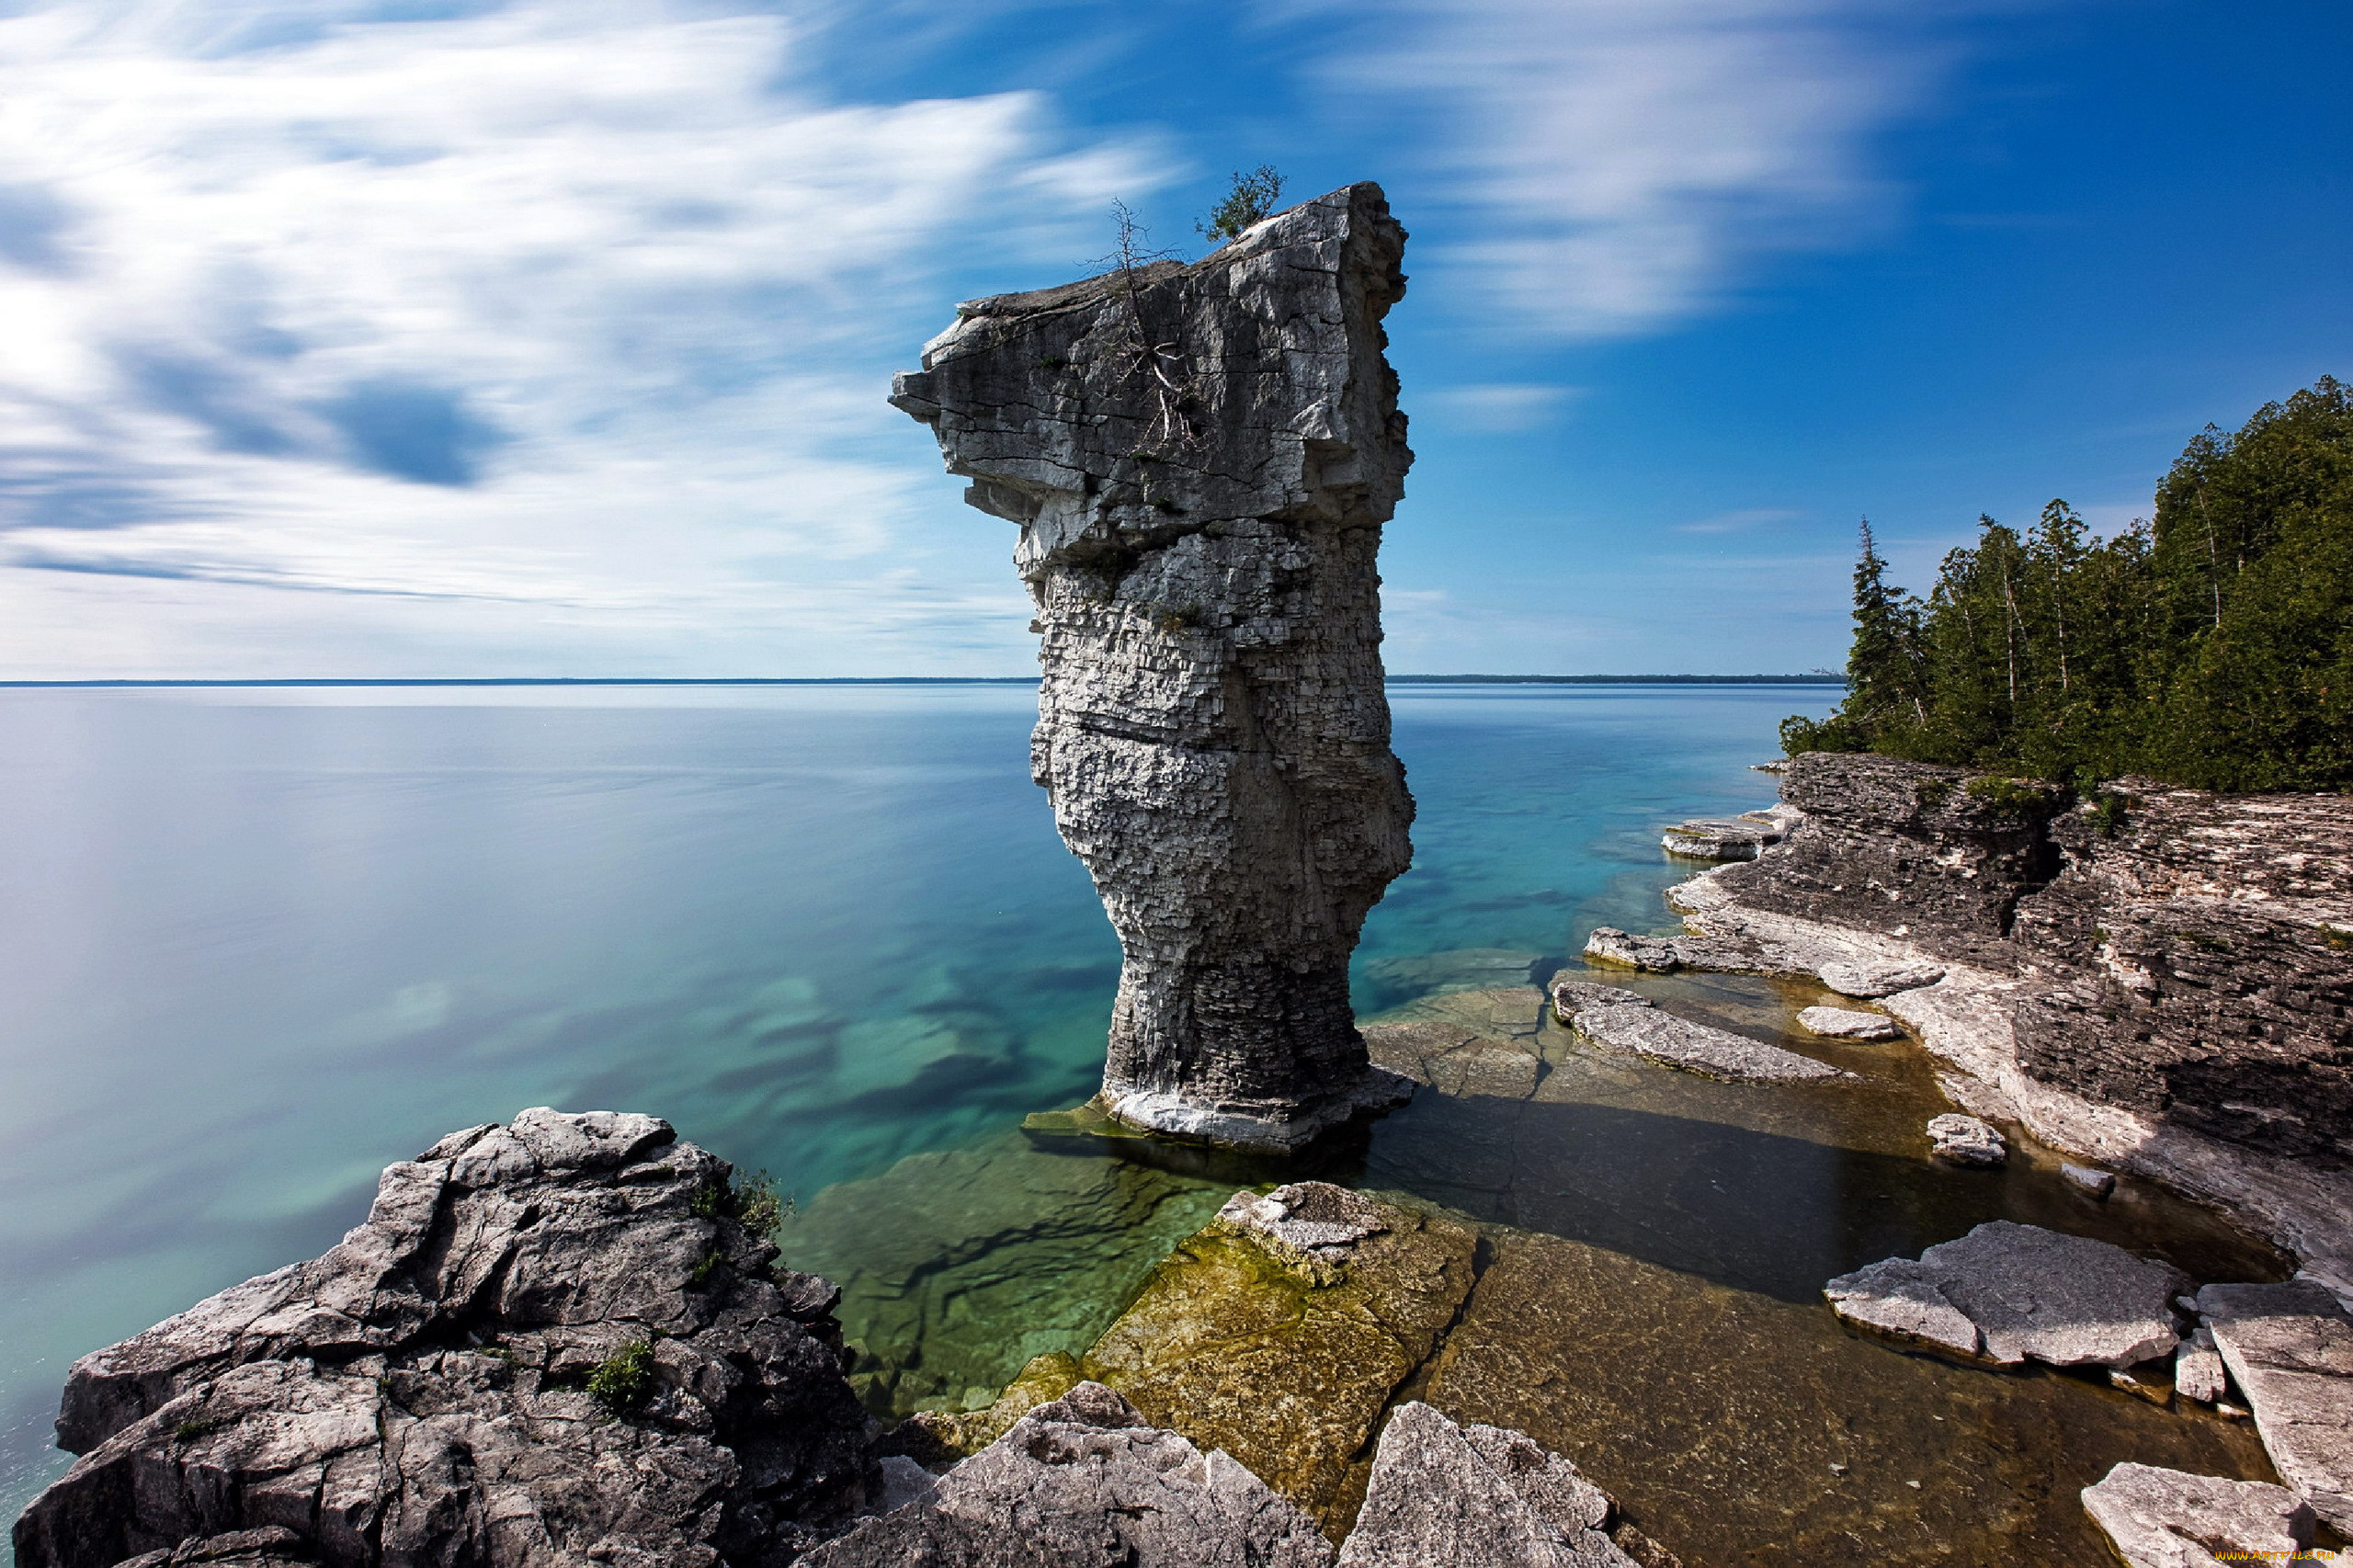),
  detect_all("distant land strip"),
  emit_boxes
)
[0,674,1847,688]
